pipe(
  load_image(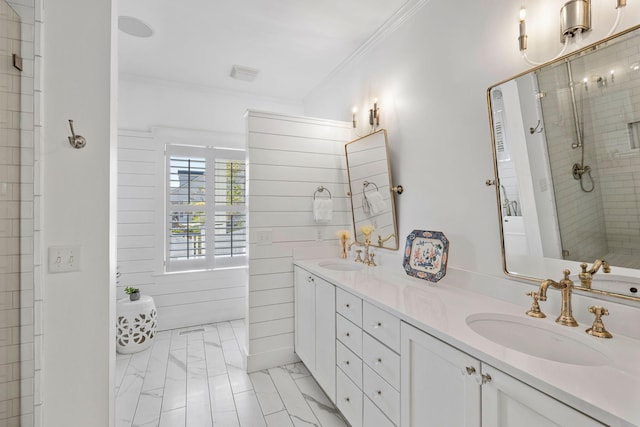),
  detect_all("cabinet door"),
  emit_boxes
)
[294,267,315,370]
[401,322,481,427]
[315,277,336,402]
[481,365,605,427]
